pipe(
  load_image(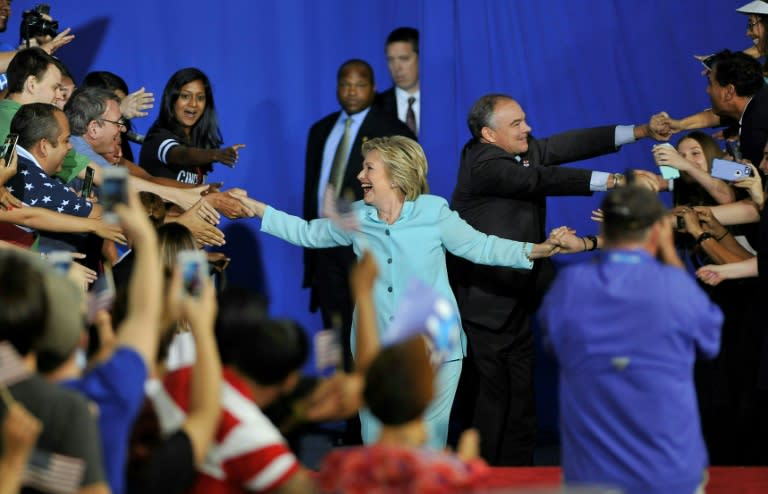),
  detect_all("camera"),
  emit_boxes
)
[20,4,58,46]
[676,216,685,230]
